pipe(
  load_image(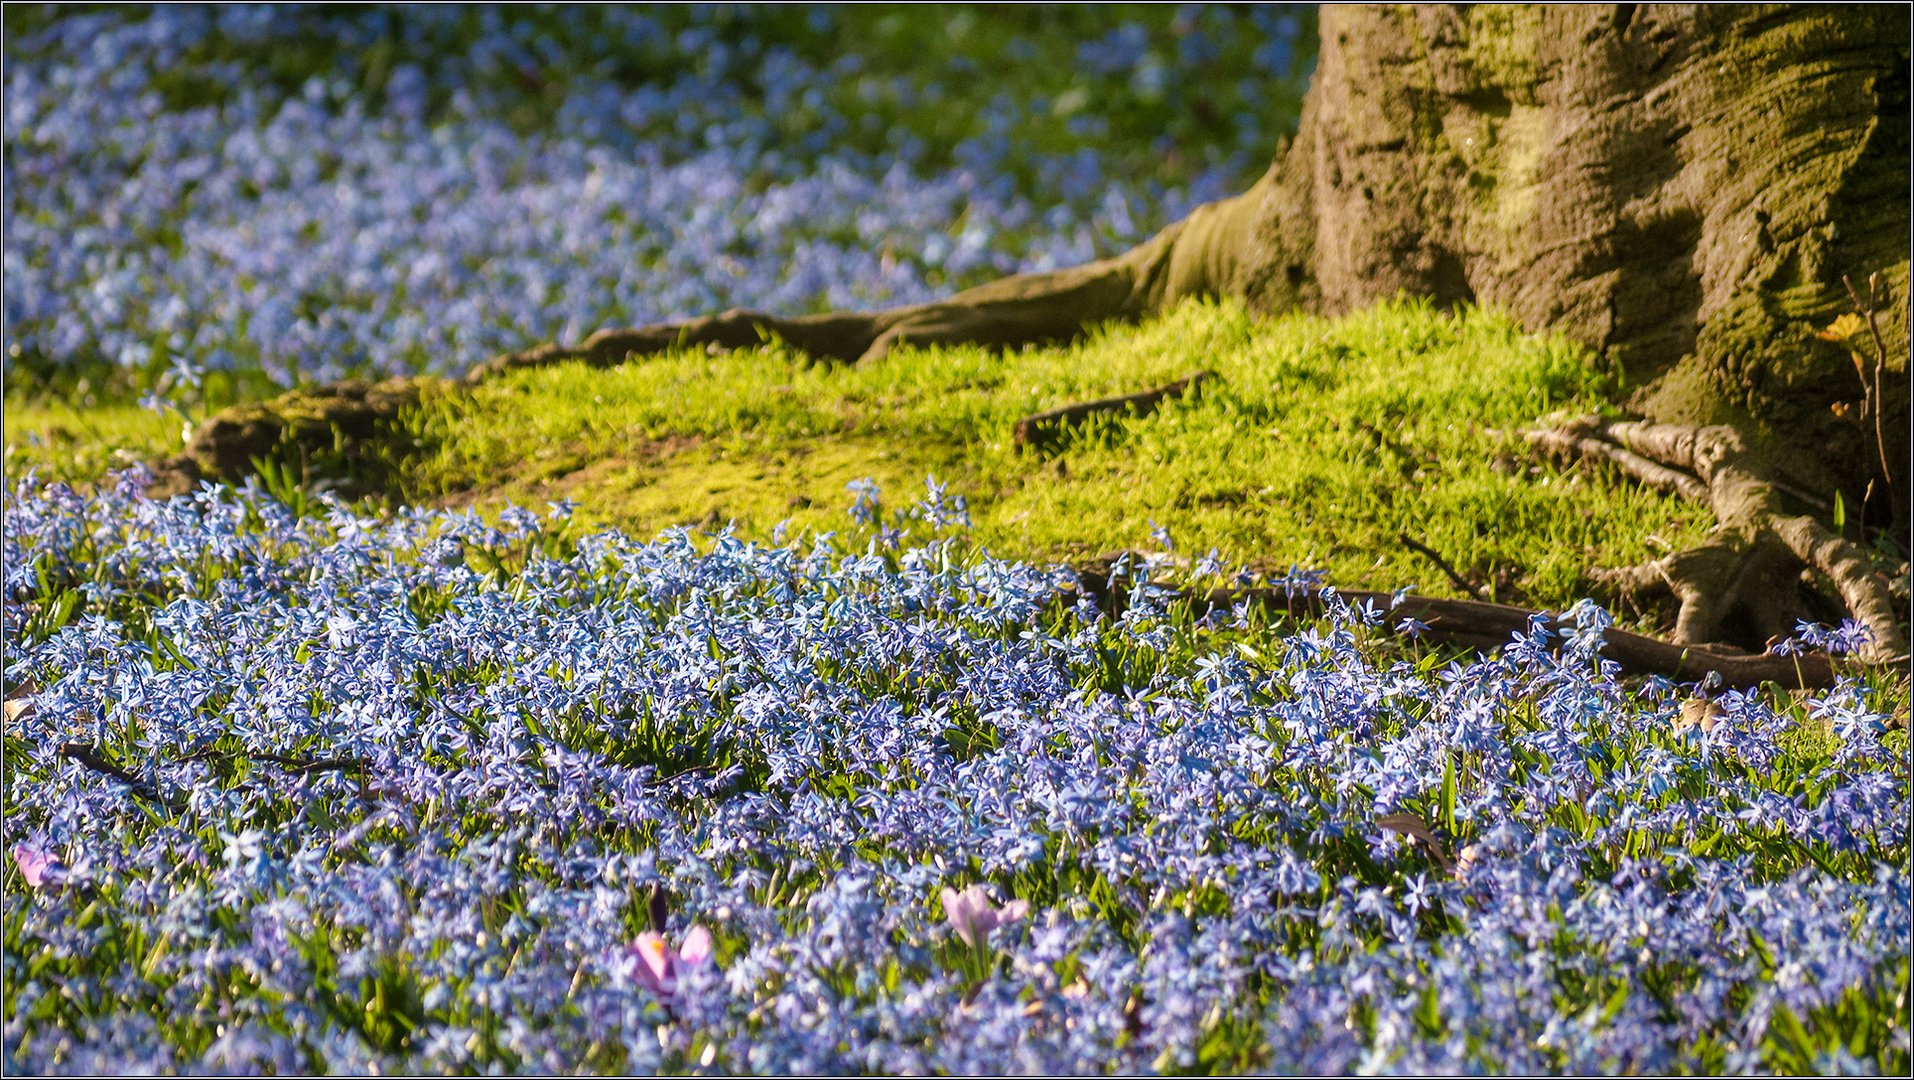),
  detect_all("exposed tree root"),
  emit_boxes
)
[160,191,1251,488]
[1069,551,1840,690]
[1525,421,1709,503]
[1528,416,1908,664]
[1013,371,1215,452]
[463,188,1258,381]
[464,254,1151,381]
